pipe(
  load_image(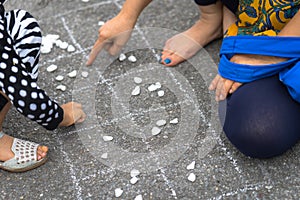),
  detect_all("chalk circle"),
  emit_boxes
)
[72,27,223,174]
